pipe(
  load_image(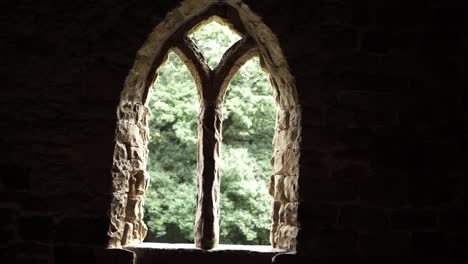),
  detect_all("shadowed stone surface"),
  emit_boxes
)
[1,0,464,262]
